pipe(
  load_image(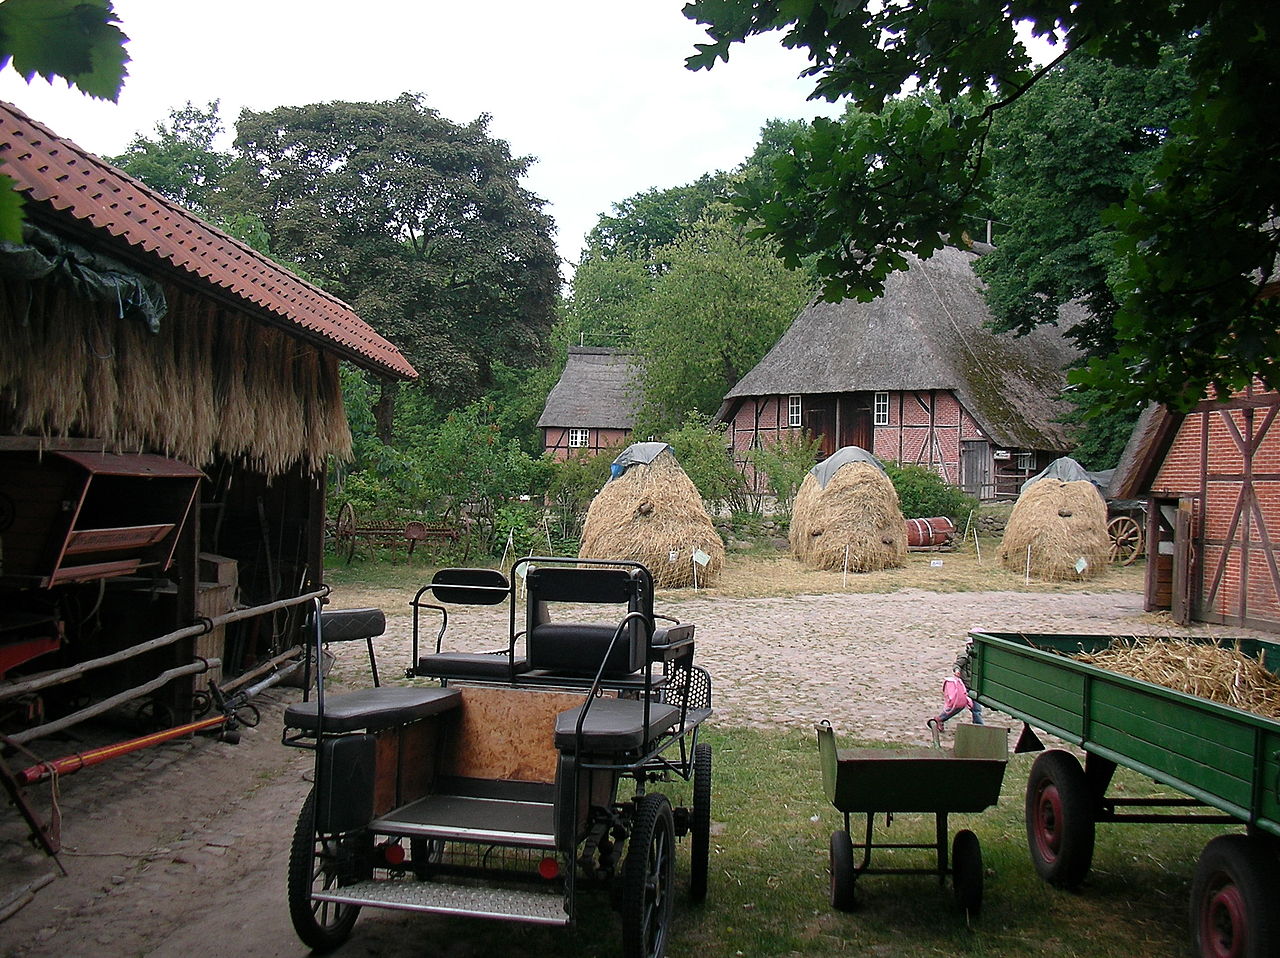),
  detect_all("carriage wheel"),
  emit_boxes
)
[1190,835,1280,958]
[1107,515,1143,565]
[622,794,676,958]
[287,789,365,952]
[829,829,858,912]
[1025,750,1095,889]
[336,501,357,564]
[689,742,713,903]
[951,829,984,918]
